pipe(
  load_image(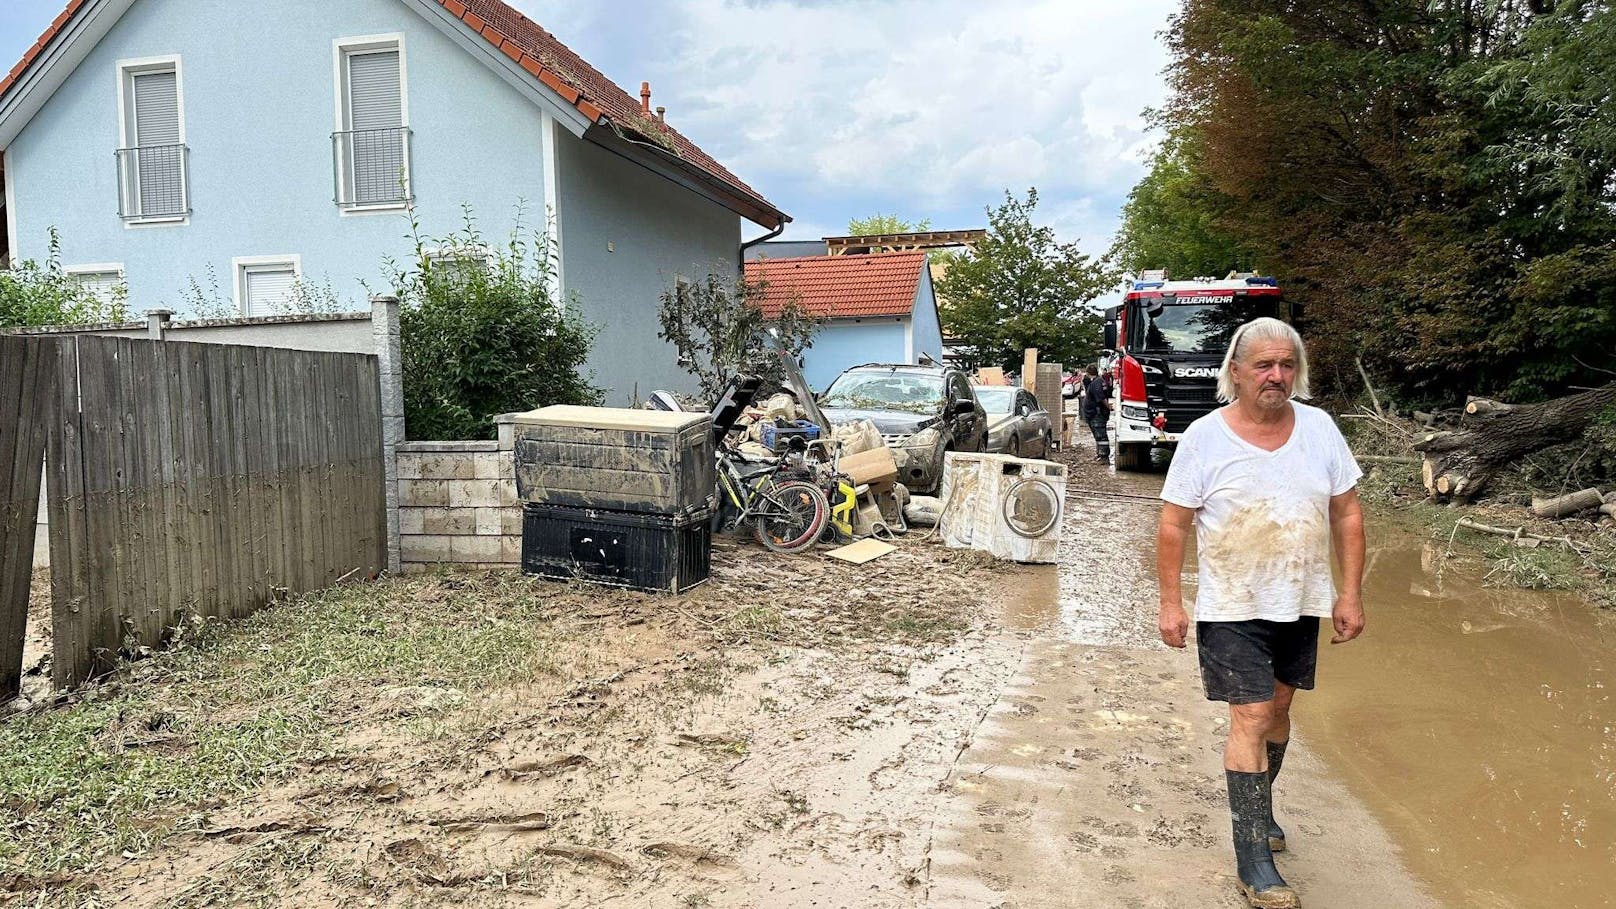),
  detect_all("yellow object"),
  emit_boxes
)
[830,481,858,542]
